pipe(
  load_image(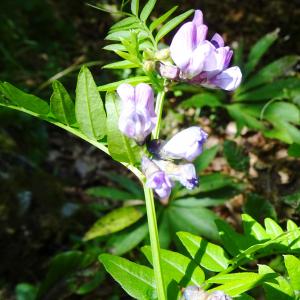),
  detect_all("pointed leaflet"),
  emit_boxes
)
[0,81,49,115]
[142,246,205,287]
[99,254,156,299]
[75,66,106,140]
[286,220,300,249]
[240,55,299,92]
[83,206,144,241]
[177,231,229,272]
[208,272,276,297]
[244,29,279,77]
[140,0,157,21]
[284,255,300,290]
[105,92,138,164]
[149,6,178,32]
[108,222,148,255]
[130,0,139,16]
[259,264,295,300]
[215,219,249,256]
[50,80,76,125]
